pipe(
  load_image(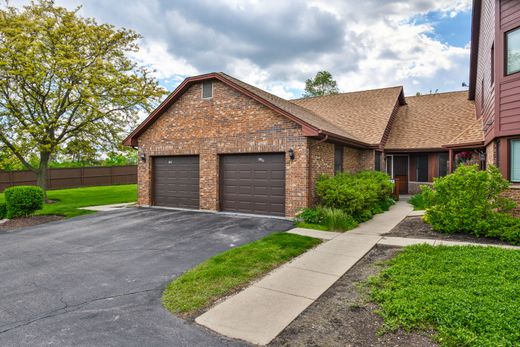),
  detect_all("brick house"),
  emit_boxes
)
[124,0,520,217]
